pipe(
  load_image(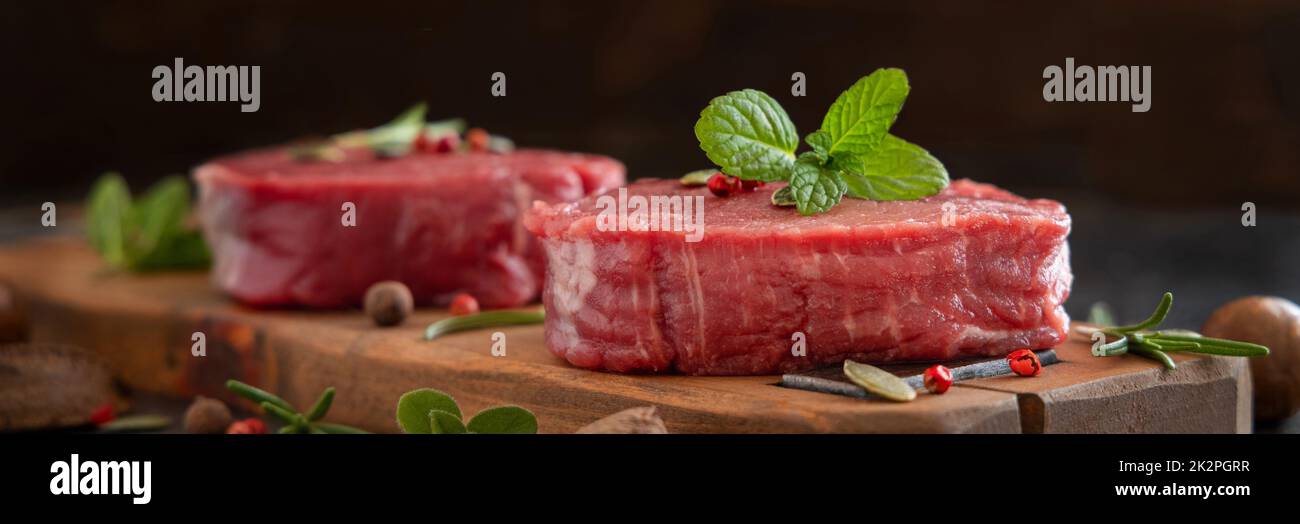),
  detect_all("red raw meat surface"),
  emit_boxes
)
[195,147,625,308]
[525,178,1072,375]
